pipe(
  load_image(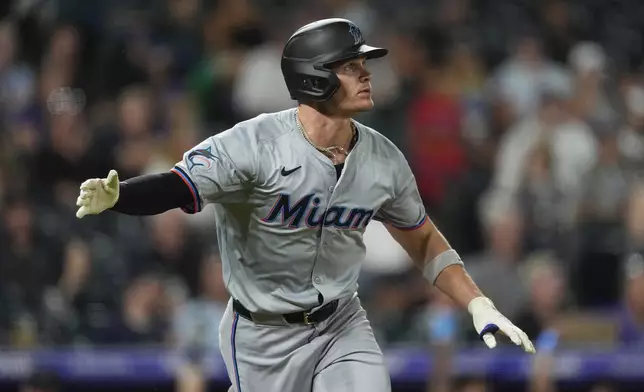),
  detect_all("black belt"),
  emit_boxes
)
[233,298,339,325]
